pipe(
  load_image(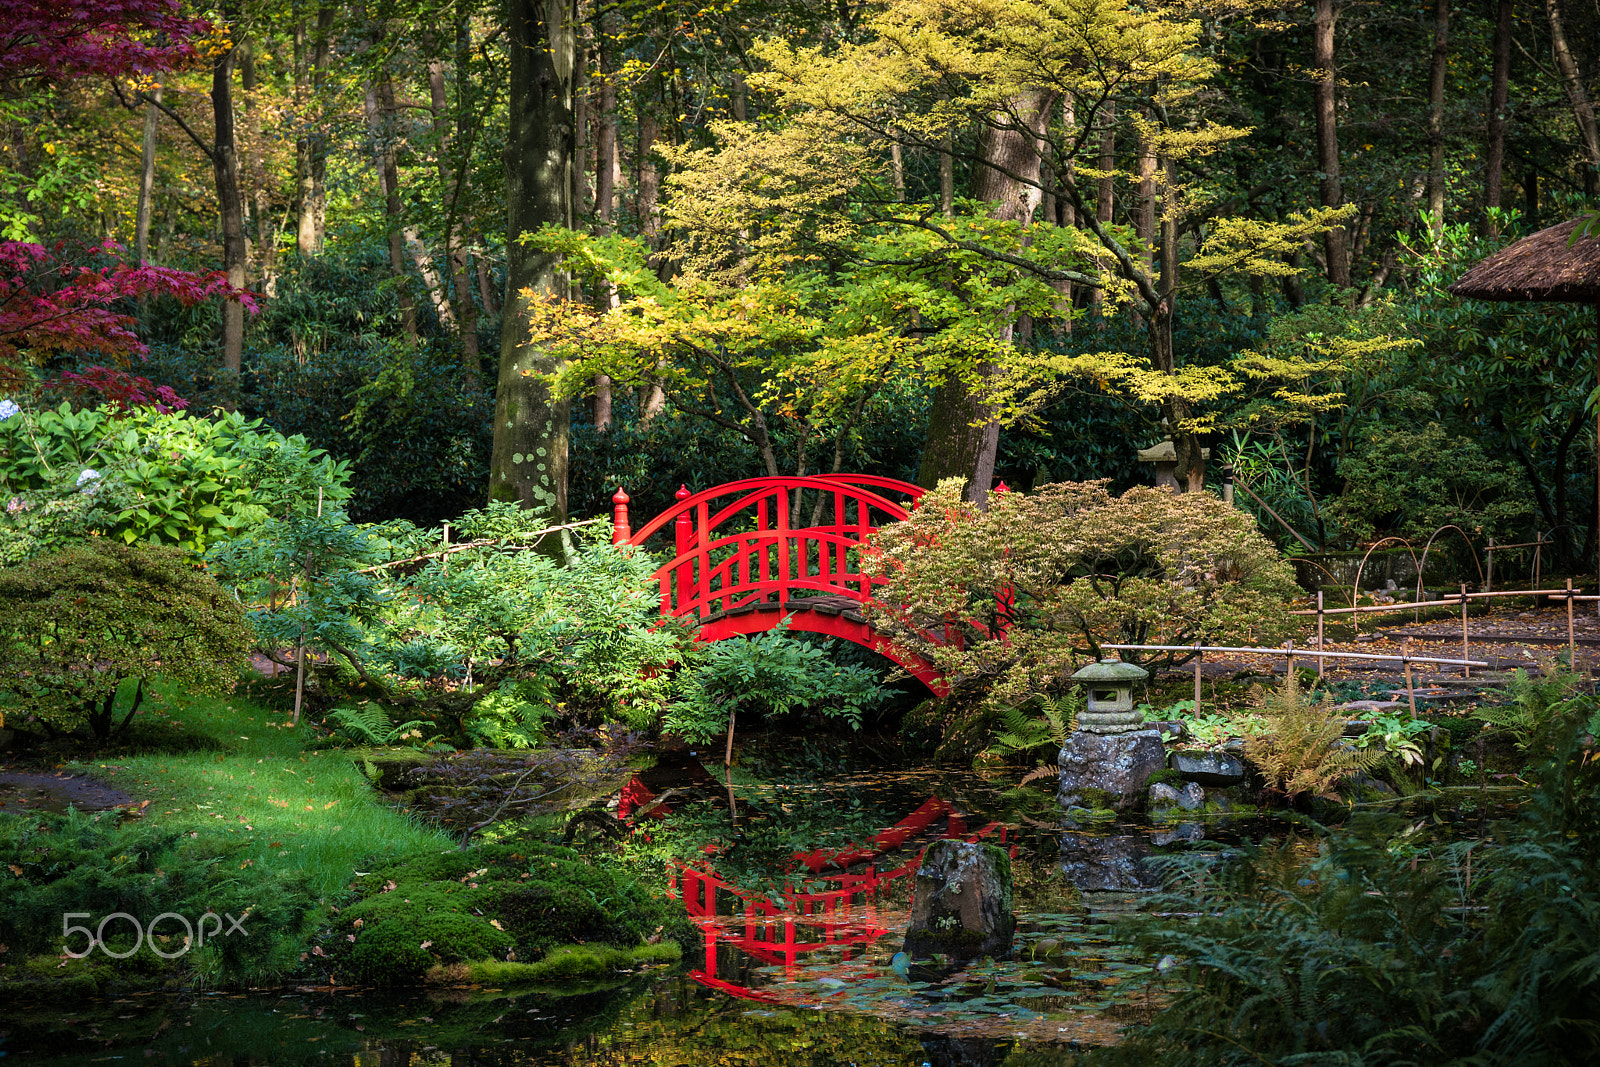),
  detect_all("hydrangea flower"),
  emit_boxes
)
[77,469,101,495]
[0,399,19,420]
